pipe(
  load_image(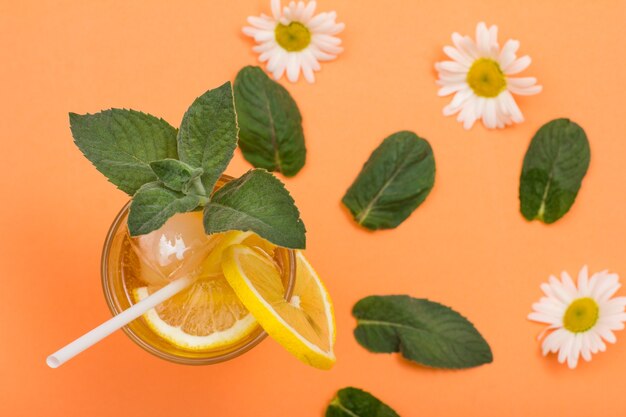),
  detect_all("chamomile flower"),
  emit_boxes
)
[528,266,626,369]
[243,0,344,83]
[435,22,542,130]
